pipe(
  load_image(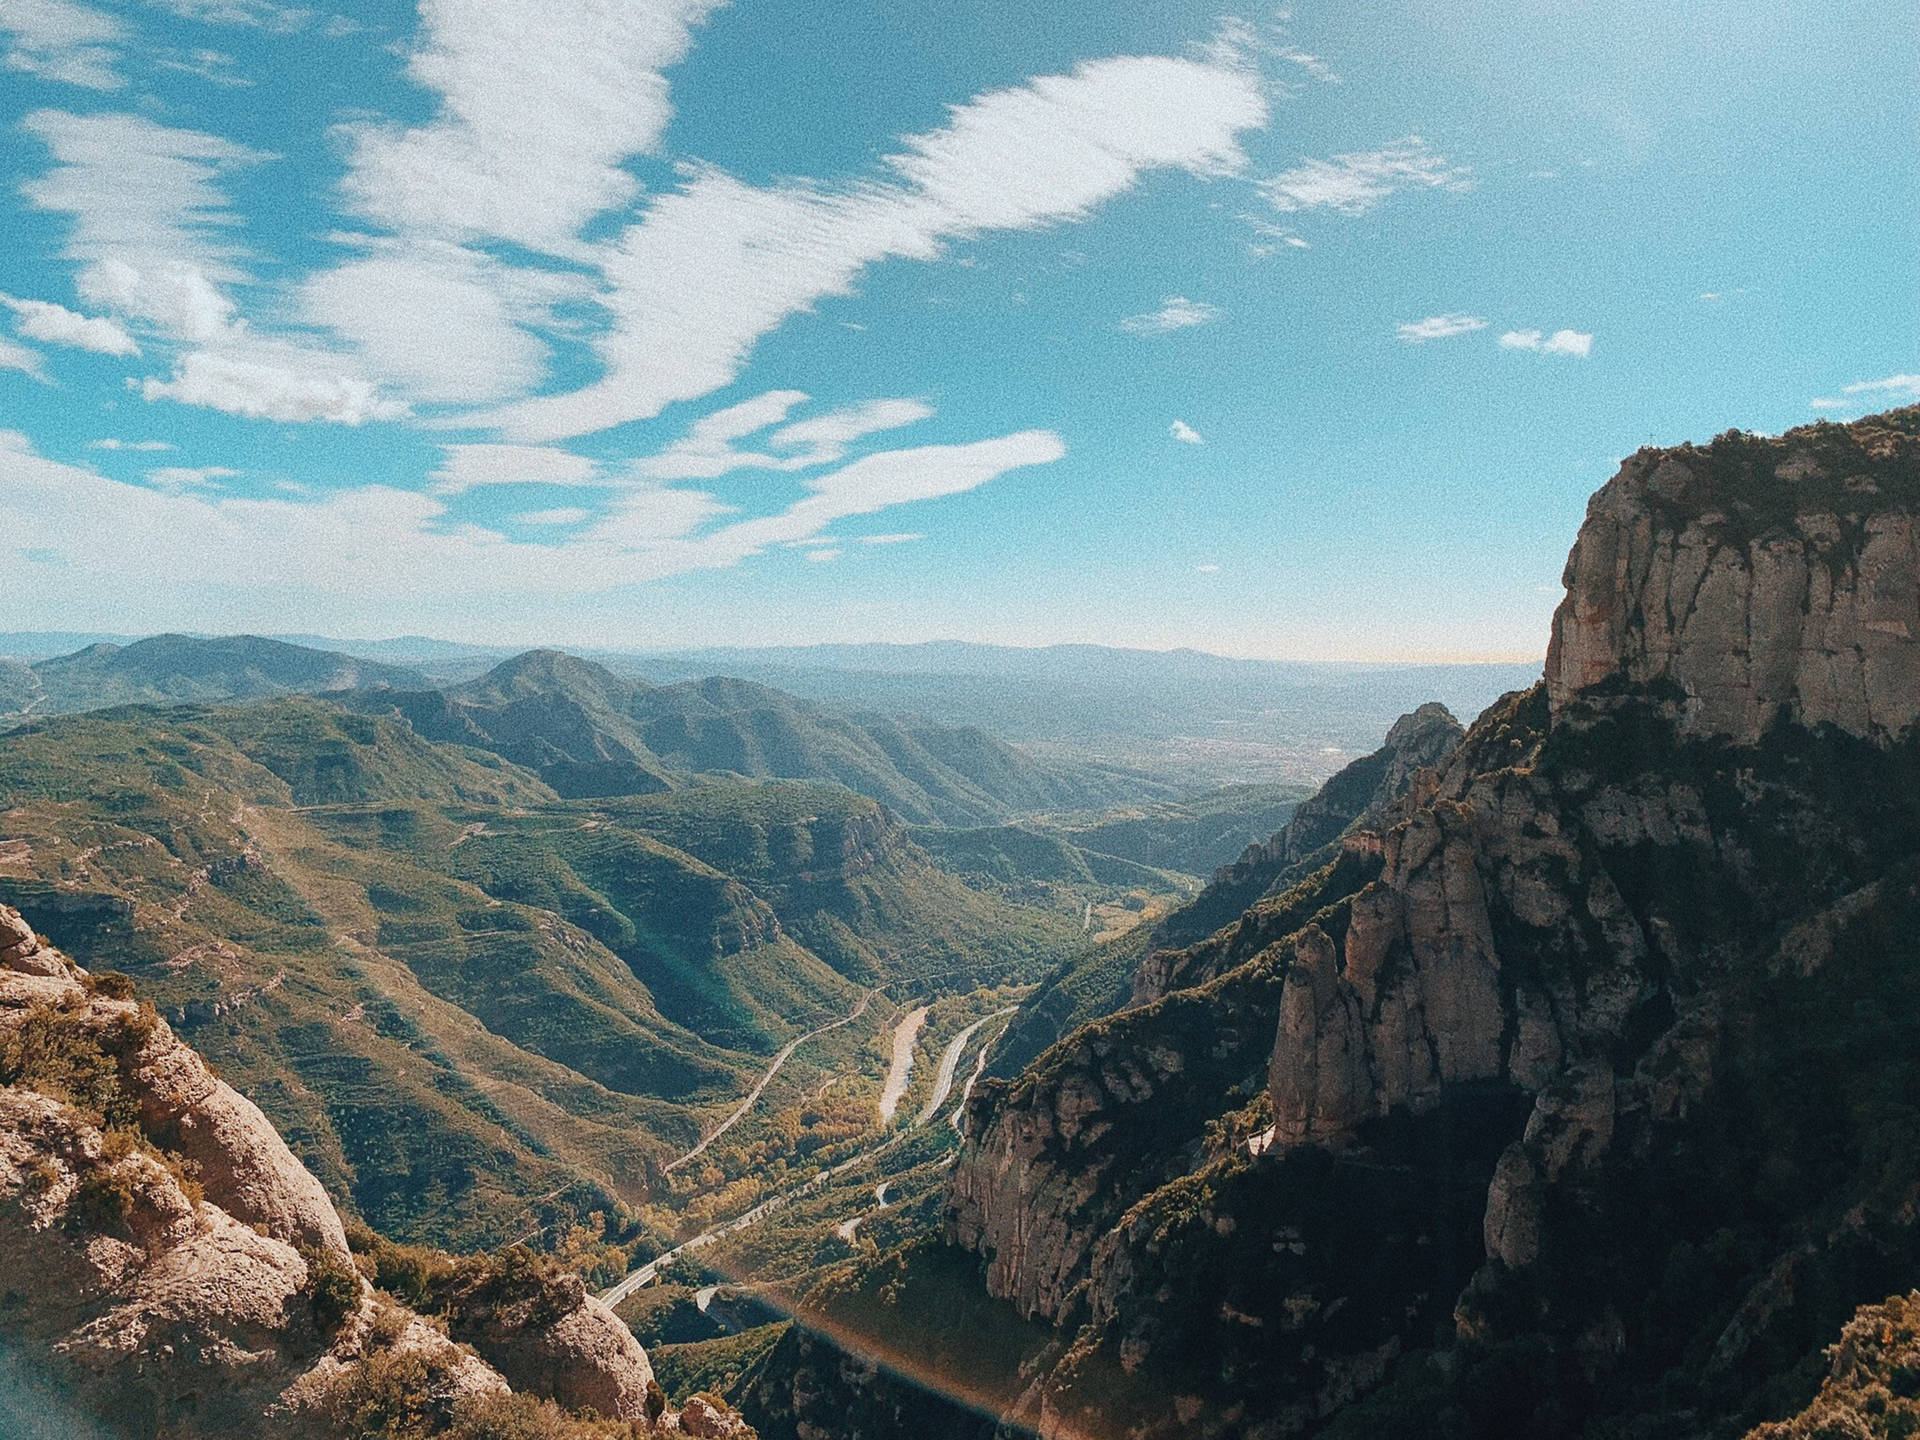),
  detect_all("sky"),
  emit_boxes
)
[0,0,1913,661]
